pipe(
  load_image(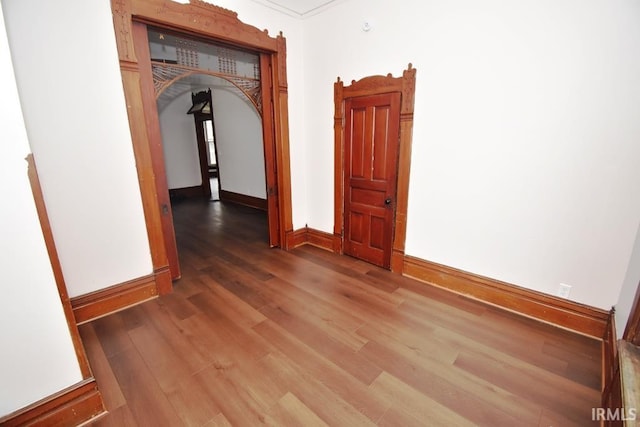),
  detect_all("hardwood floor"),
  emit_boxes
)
[81,199,602,426]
